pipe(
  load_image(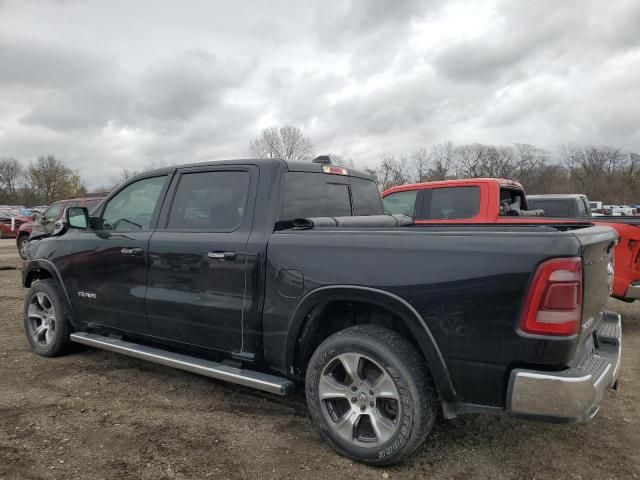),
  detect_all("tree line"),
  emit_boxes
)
[3,126,639,206]
[248,126,640,204]
[0,156,88,206]
[363,143,640,203]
